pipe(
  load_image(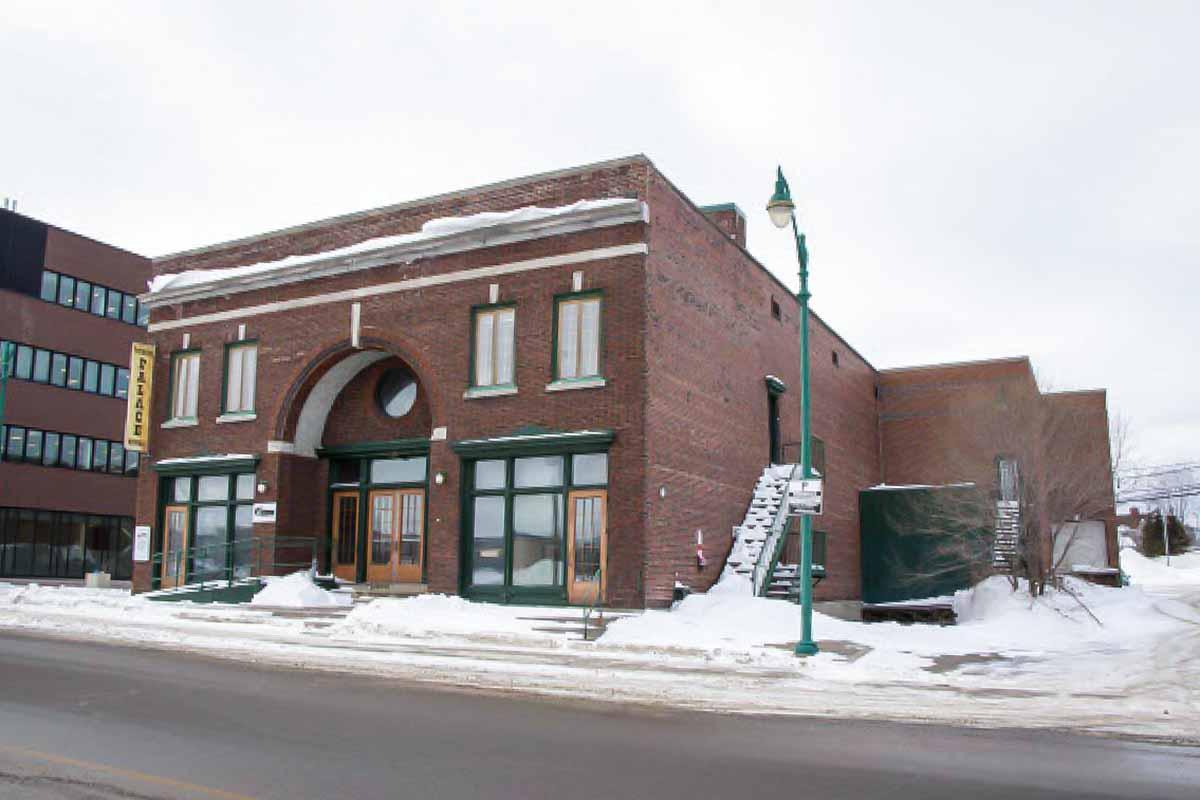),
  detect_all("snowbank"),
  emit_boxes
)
[339,593,558,645]
[250,572,351,608]
[148,198,636,295]
[1120,548,1200,588]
